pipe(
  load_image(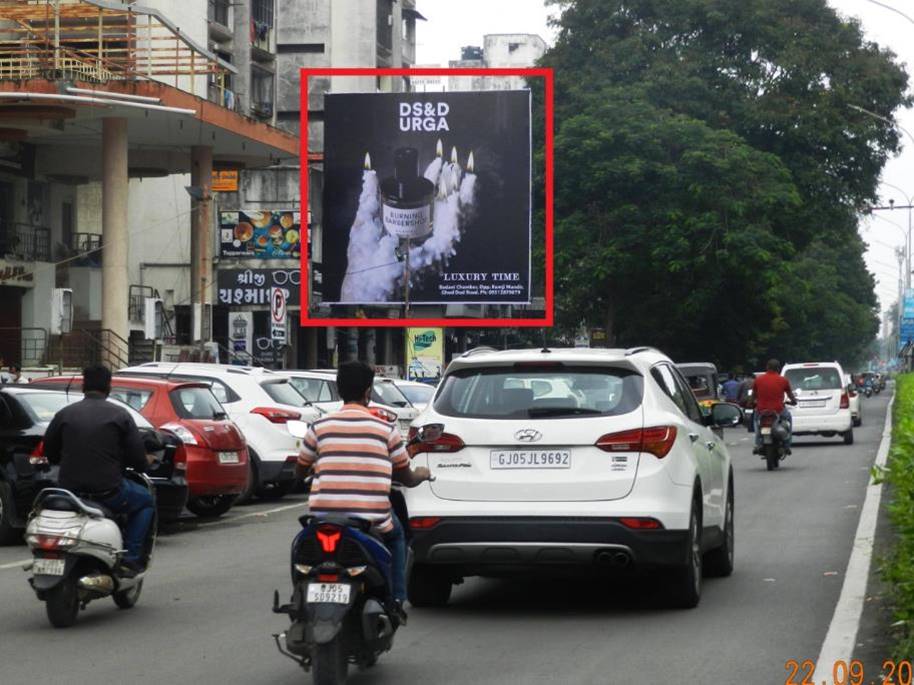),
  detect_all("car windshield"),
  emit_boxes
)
[17,392,151,427]
[170,386,226,420]
[785,368,843,391]
[373,381,411,407]
[684,374,713,399]
[433,366,643,419]
[288,376,337,403]
[261,379,309,407]
[398,384,435,405]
